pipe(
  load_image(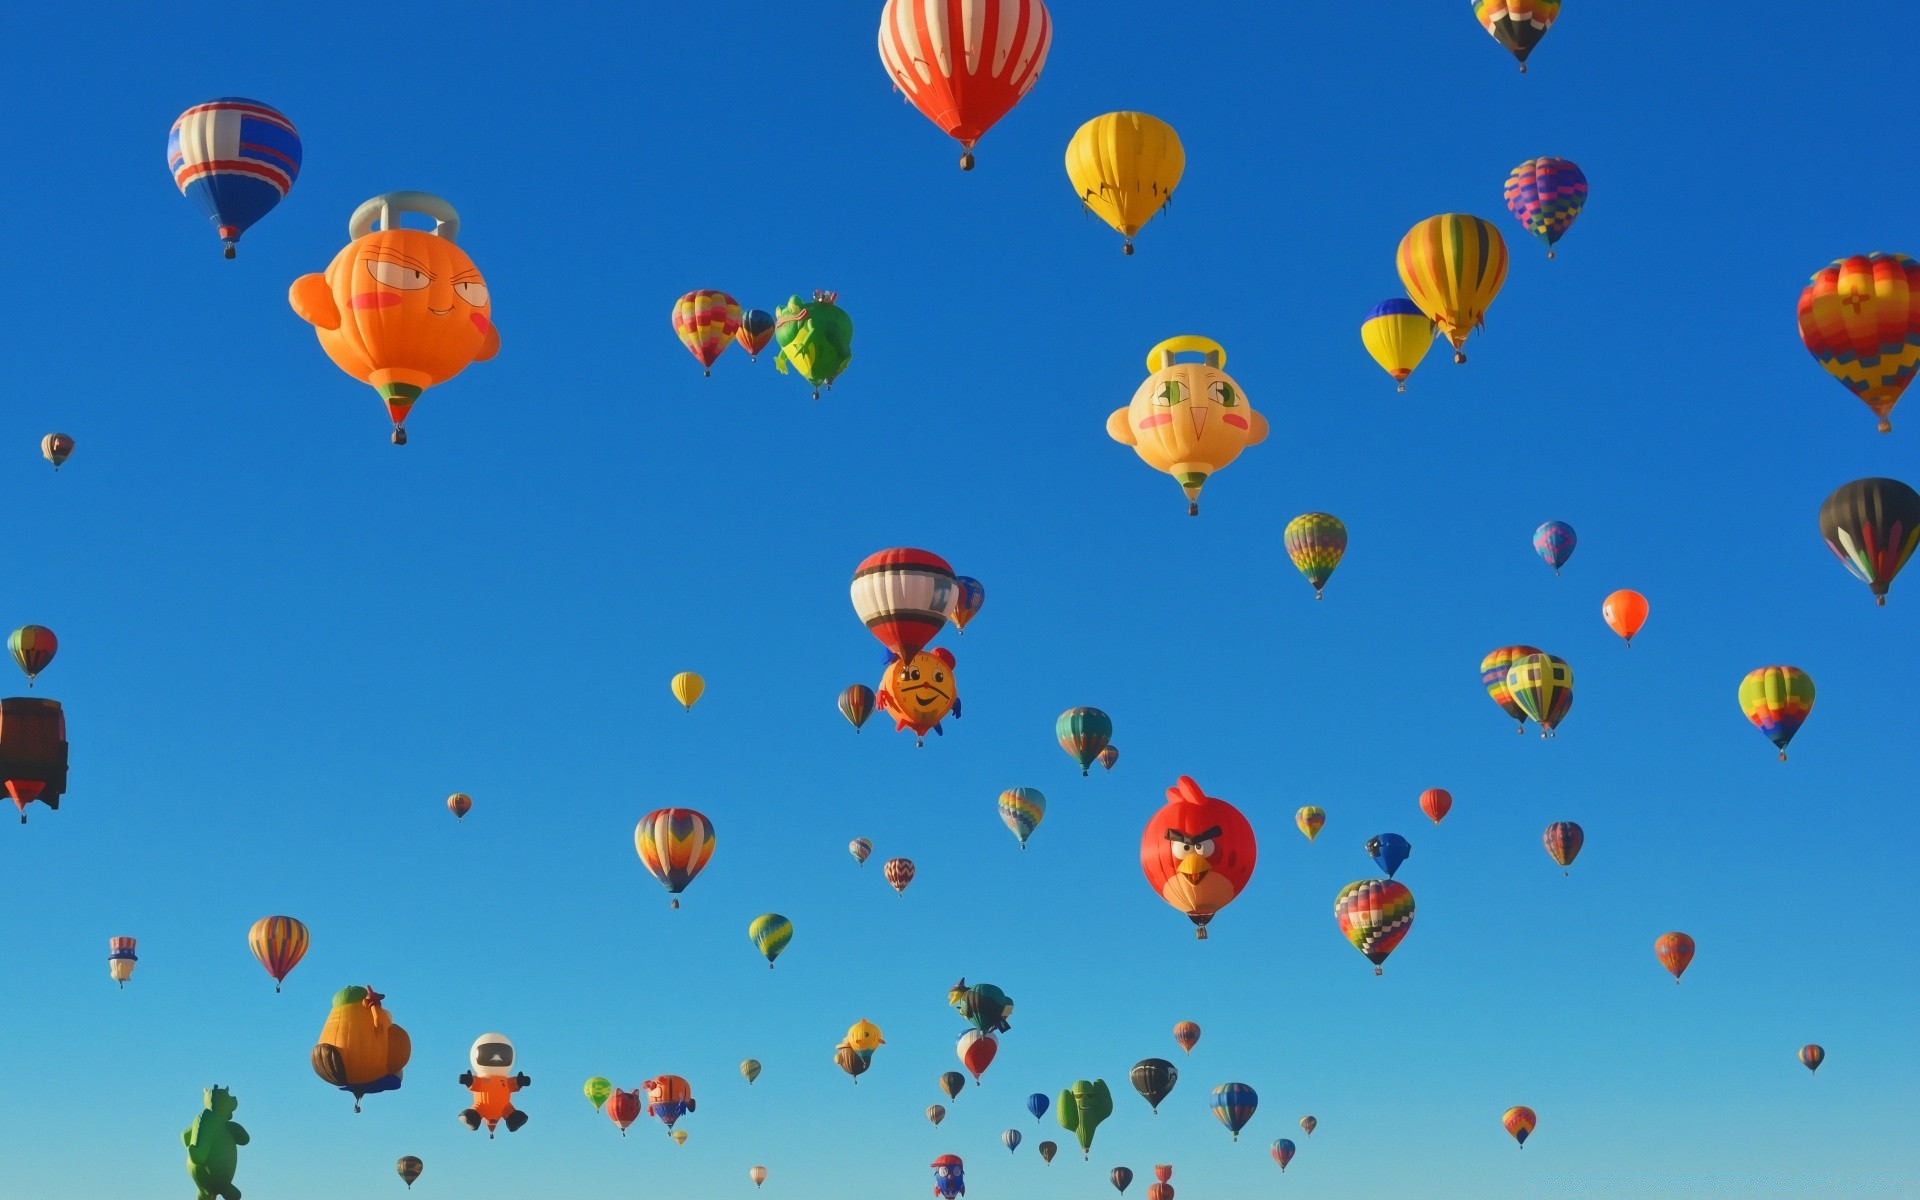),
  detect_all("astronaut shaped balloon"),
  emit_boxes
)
[1107,337,1267,515]
[458,1033,530,1137]
[289,192,499,444]
[931,1154,966,1198]
[1140,776,1258,939]
[878,649,961,746]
